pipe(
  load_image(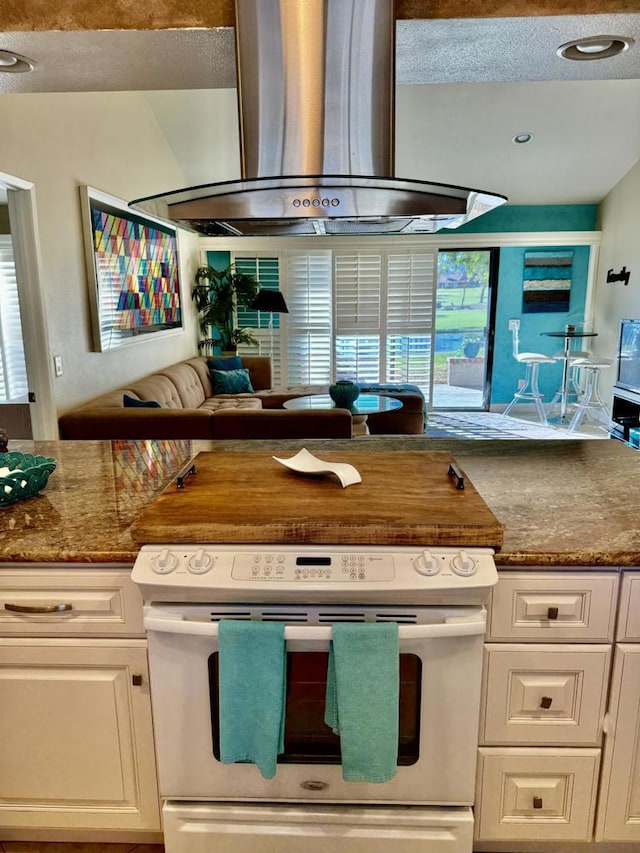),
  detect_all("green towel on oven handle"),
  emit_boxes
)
[324,621,399,783]
[218,619,286,780]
